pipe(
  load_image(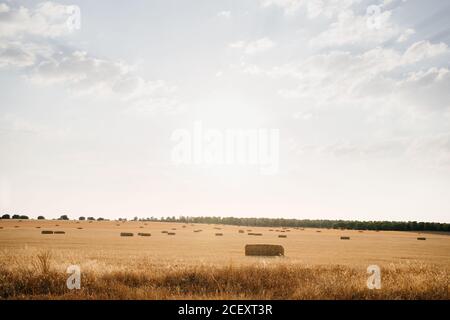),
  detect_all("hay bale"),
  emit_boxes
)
[316,230,321,233]
[116,224,121,226]
[417,237,426,240]
[120,232,134,237]
[247,229,252,232]
[35,226,41,229]
[340,236,350,240]
[171,228,177,230]
[161,230,168,233]
[215,233,223,236]
[138,232,151,237]
[167,232,176,235]
[193,229,202,233]
[14,226,19,228]
[269,229,274,231]
[238,230,245,233]
[182,225,186,228]
[55,224,59,226]
[245,244,284,256]
[278,235,287,238]
[248,232,263,236]
[41,230,54,234]
[139,226,144,228]
[54,231,65,234]
[77,227,83,229]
